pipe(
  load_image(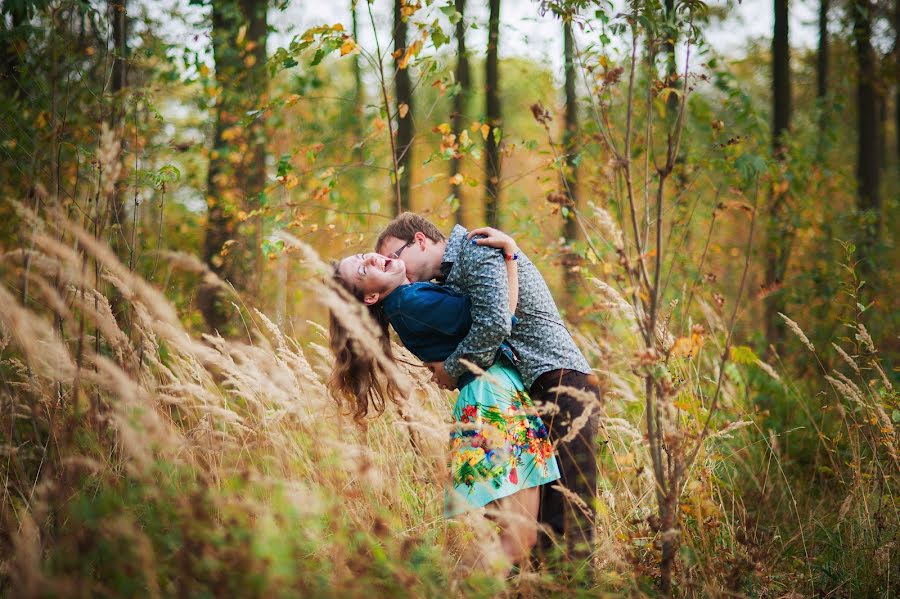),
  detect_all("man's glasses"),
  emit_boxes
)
[387,239,414,260]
